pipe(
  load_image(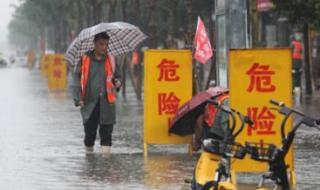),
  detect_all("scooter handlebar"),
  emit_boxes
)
[244,116,254,126]
[270,99,284,107]
[207,99,254,139]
